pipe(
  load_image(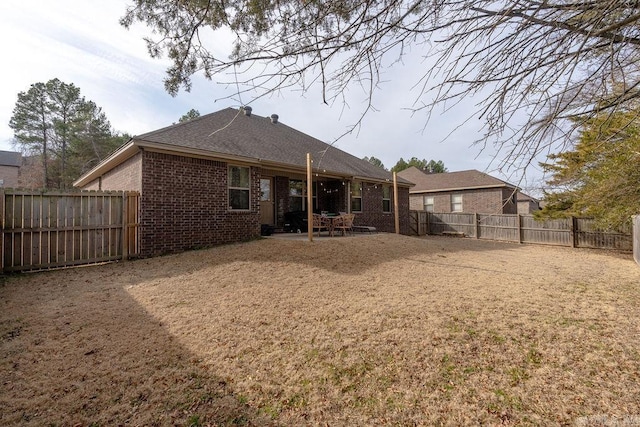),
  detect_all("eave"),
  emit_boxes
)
[74,139,407,188]
[410,184,519,194]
